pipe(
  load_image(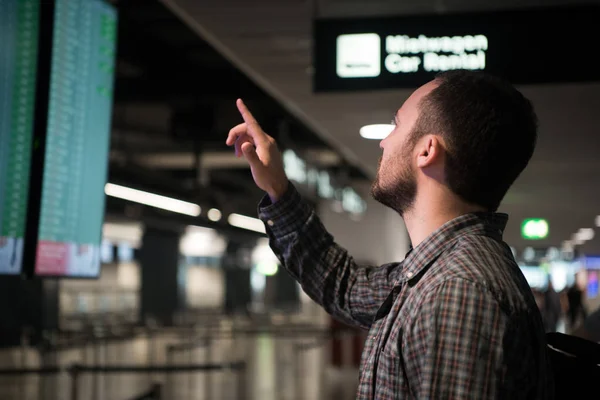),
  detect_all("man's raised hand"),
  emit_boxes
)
[226,99,288,202]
